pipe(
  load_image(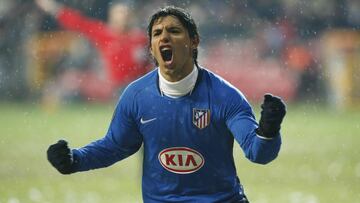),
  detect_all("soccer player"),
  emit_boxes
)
[47,6,286,203]
[35,0,150,99]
